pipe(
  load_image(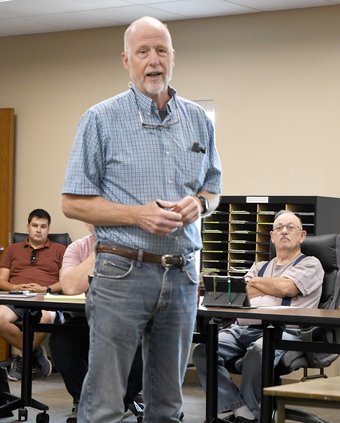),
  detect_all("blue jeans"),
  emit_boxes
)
[77,252,198,423]
[192,324,301,421]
